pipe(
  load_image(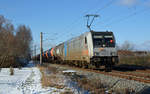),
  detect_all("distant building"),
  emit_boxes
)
[118,50,134,57]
